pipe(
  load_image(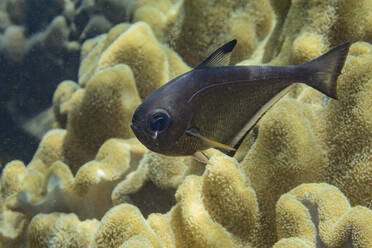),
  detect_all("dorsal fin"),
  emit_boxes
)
[195,39,237,69]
